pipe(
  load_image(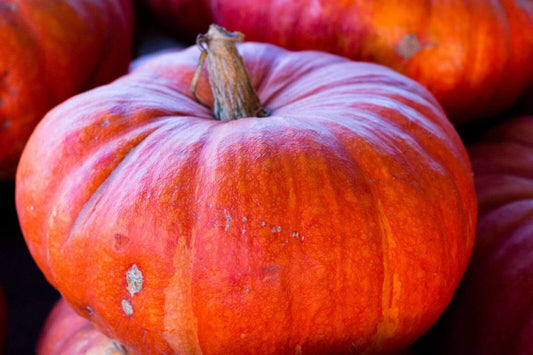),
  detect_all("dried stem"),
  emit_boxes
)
[191,25,268,121]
